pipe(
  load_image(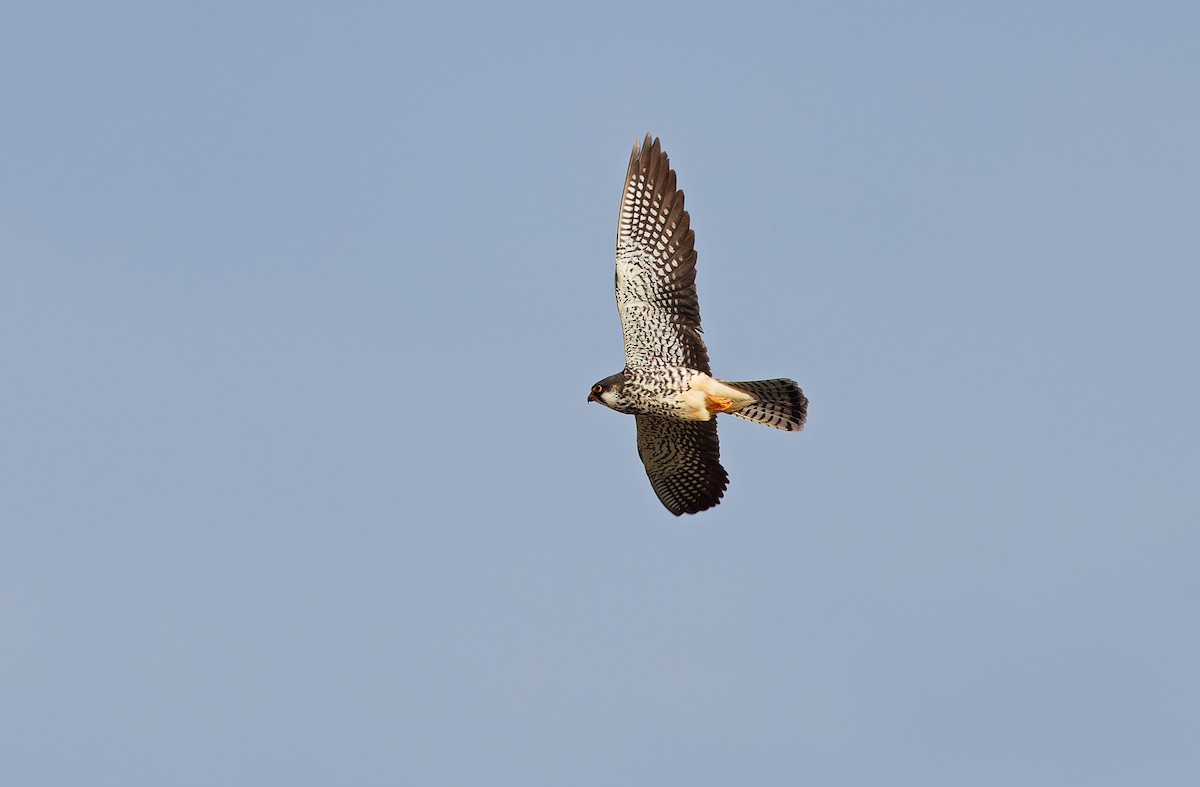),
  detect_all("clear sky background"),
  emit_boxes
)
[3,2,1198,785]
